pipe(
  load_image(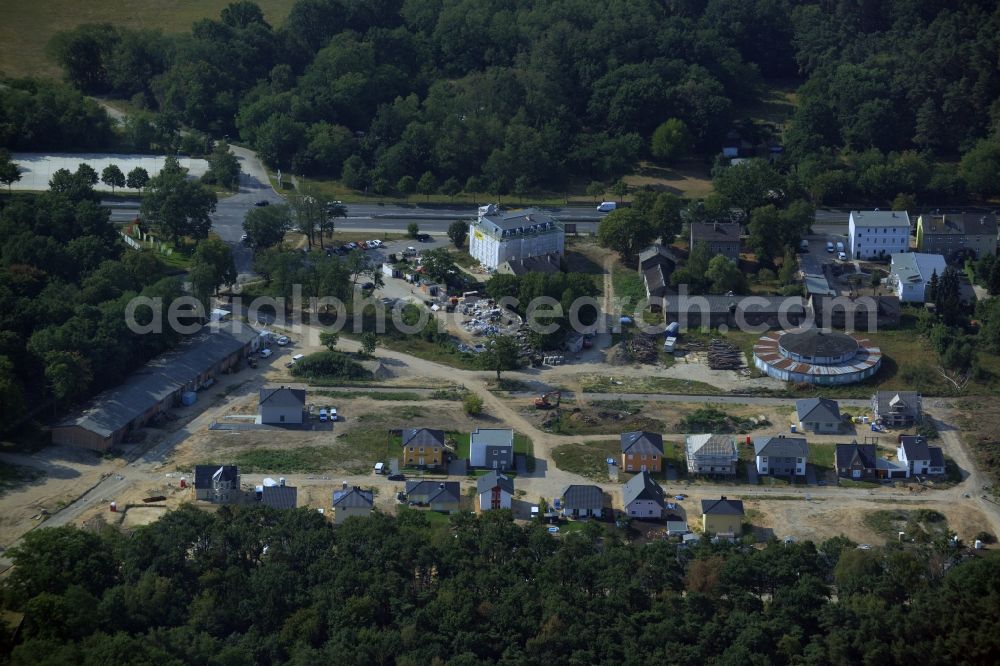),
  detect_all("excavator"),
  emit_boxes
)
[534,391,561,409]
